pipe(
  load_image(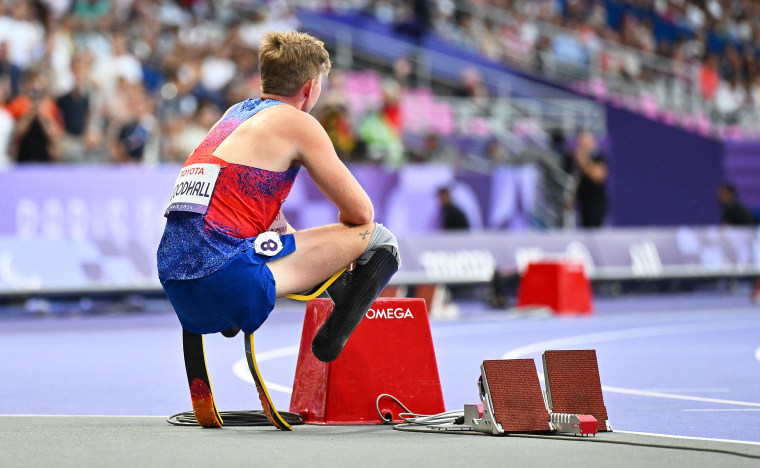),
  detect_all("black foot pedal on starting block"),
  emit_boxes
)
[245,333,292,431]
[311,248,399,362]
[182,330,223,428]
[542,350,611,432]
[468,359,552,435]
